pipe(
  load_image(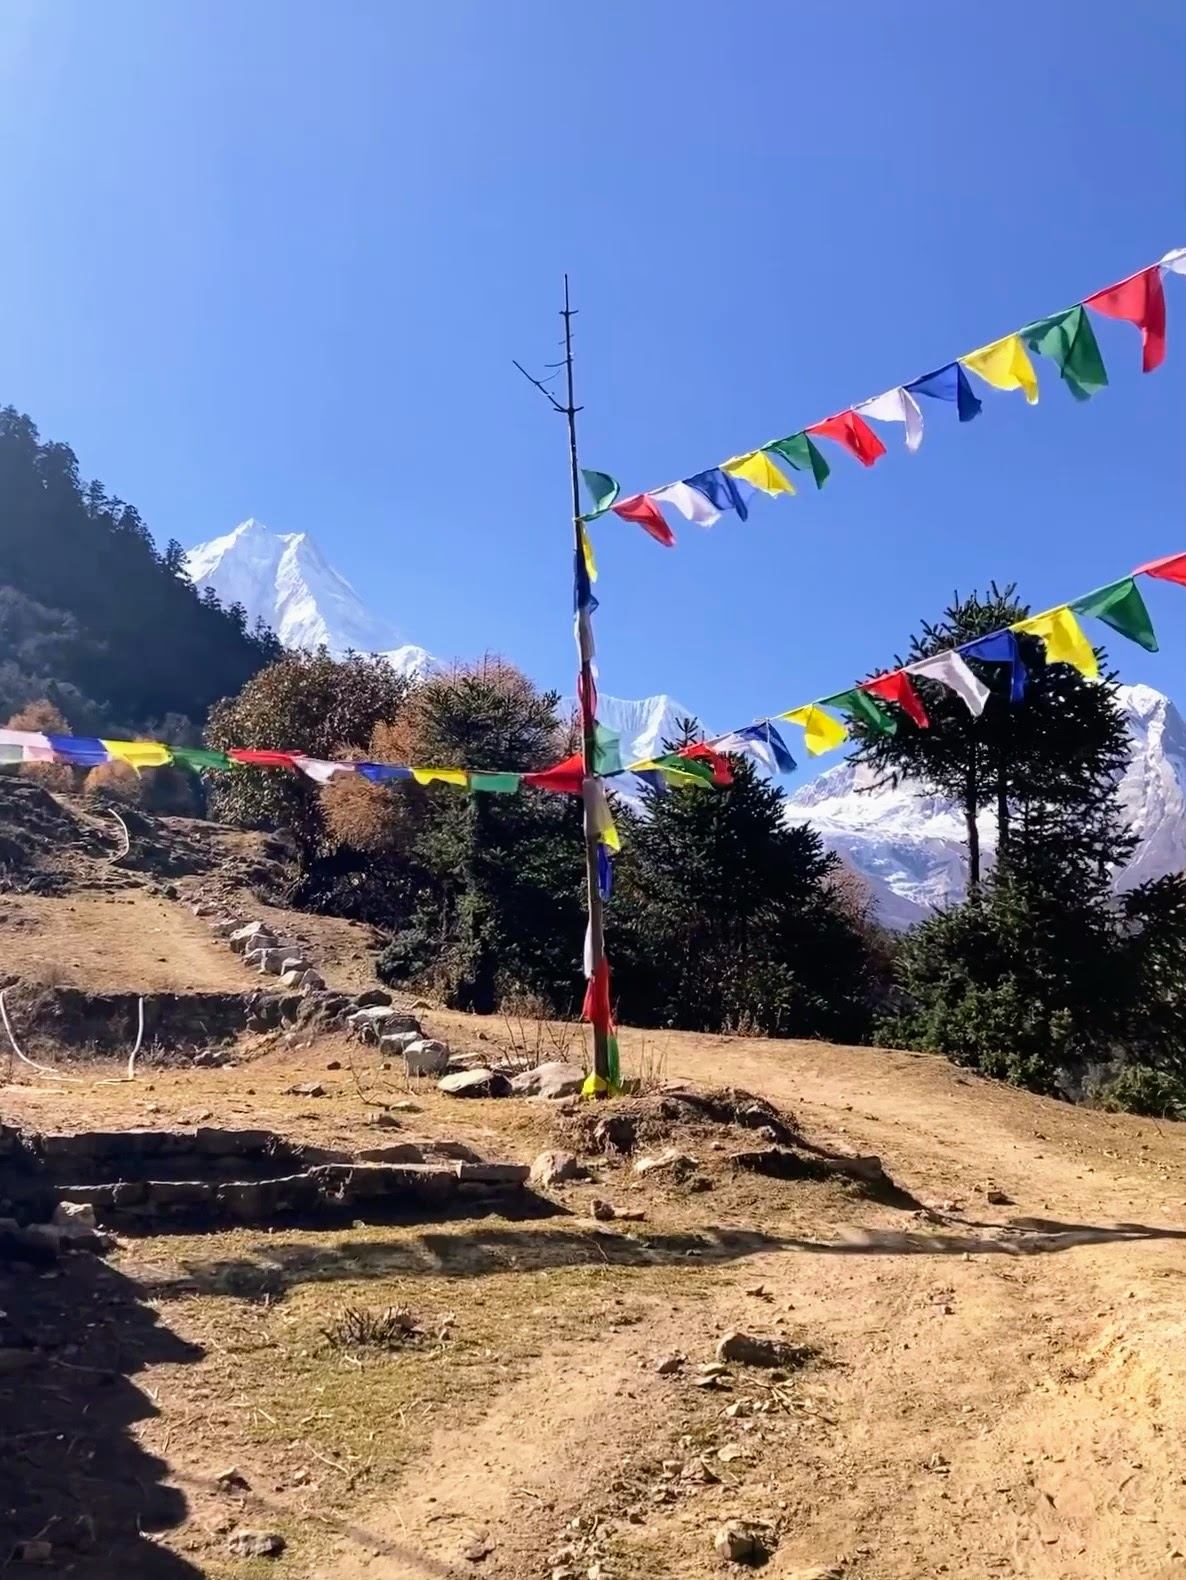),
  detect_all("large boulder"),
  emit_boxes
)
[508,1061,586,1099]
[402,1038,449,1076]
[437,1067,510,1098]
[529,1149,589,1187]
[355,989,392,1008]
[379,1030,422,1056]
[229,922,276,955]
